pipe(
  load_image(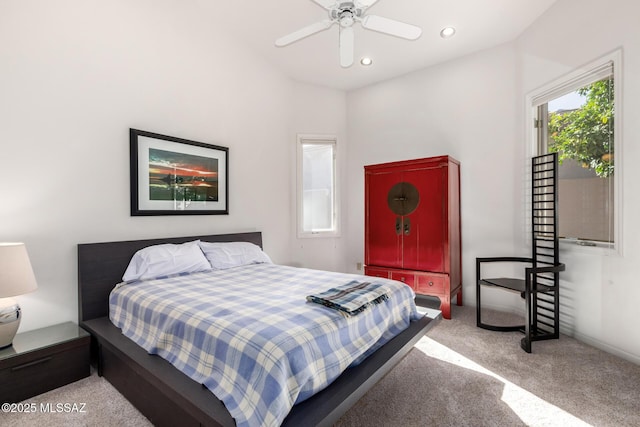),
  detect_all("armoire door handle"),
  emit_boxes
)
[395,217,402,235]
[404,217,411,235]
